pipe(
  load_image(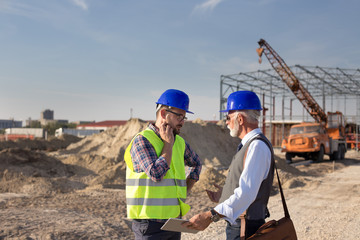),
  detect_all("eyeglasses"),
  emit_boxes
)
[225,112,238,121]
[225,114,231,121]
[166,109,187,121]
